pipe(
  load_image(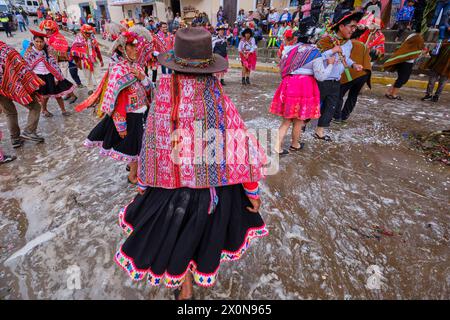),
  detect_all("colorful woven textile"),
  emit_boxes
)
[280,43,322,79]
[137,74,267,190]
[0,41,44,105]
[24,45,64,81]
